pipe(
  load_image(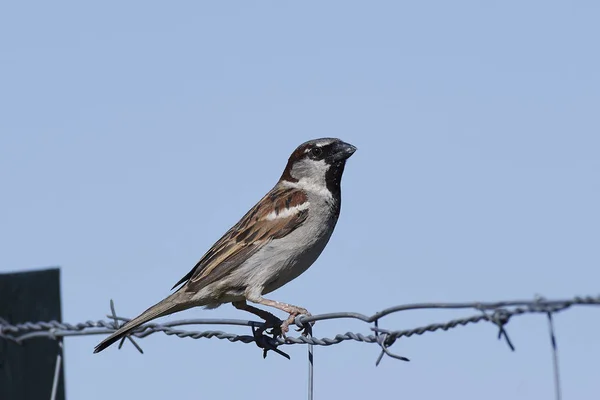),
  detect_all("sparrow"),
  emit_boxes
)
[94,137,356,353]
